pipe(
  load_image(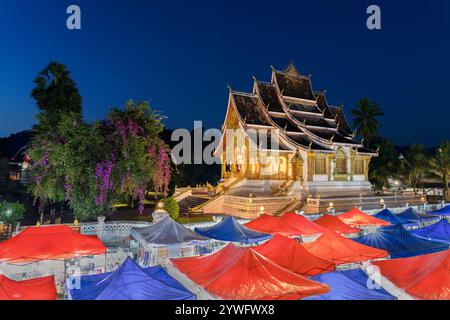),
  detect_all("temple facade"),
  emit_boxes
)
[215,64,377,198]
